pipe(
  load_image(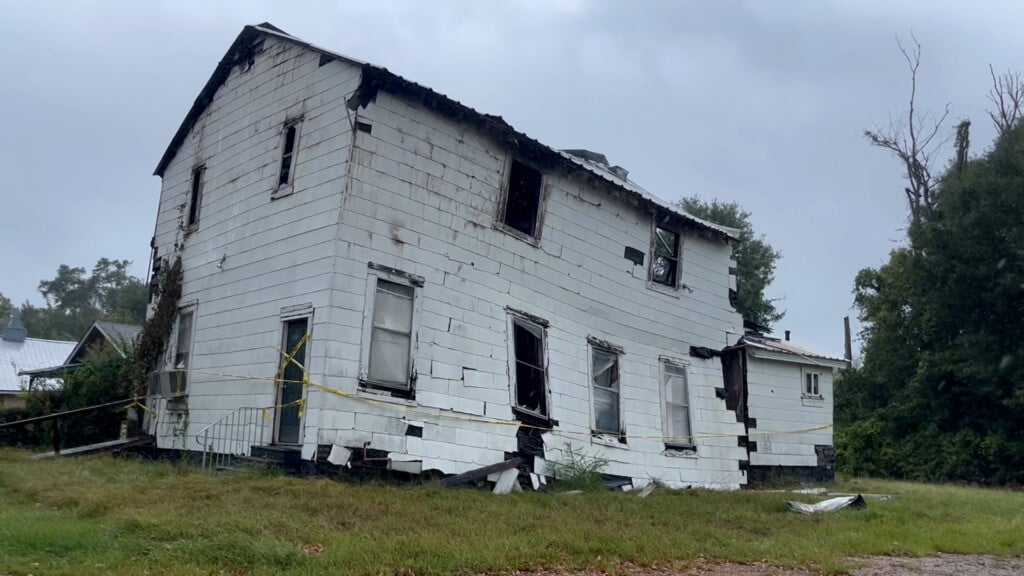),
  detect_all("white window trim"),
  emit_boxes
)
[272,118,302,199]
[661,359,695,451]
[358,266,423,394]
[494,155,547,245]
[646,220,684,296]
[801,367,823,398]
[506,311,551,419]
[588,342,624,439]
